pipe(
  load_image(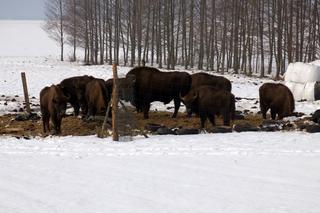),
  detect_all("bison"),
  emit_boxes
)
[312,109,320,124]
[60,75,95,115]
[187,72,232,117]
[191,72,232,92]
[259,83,295,120]
[180,86,236,129]
[126,66,191,119]
[105,74,136,102]
[85,78,110,118]
[40,84,68,134]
